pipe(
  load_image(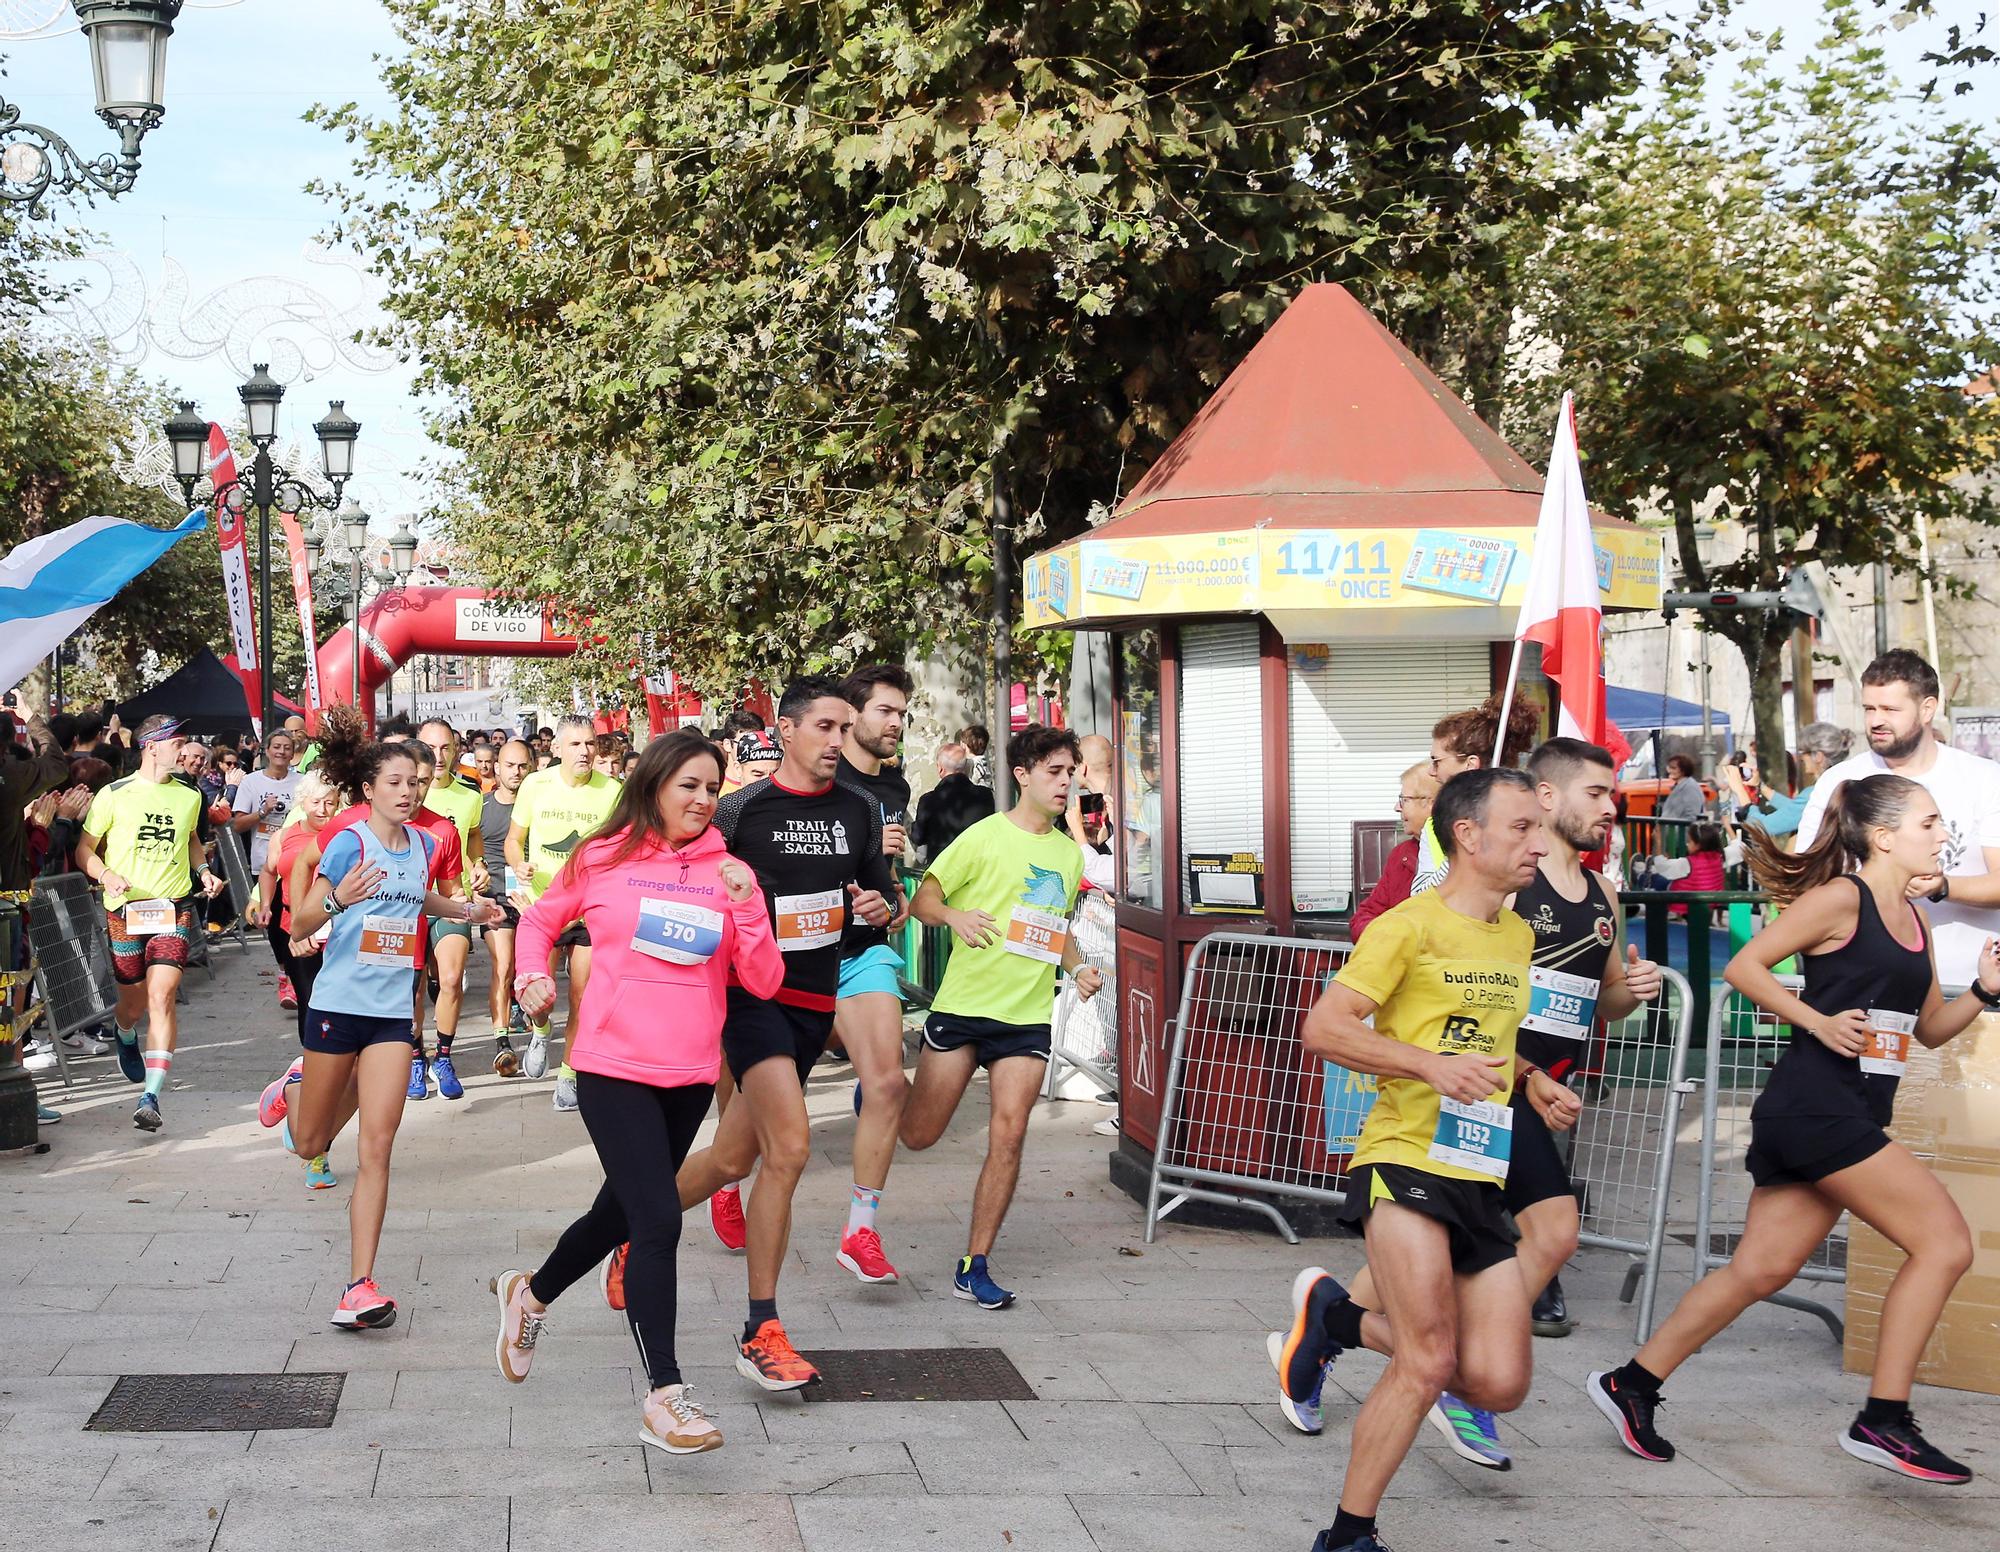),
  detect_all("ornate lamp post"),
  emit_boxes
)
[0,2,184,217]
